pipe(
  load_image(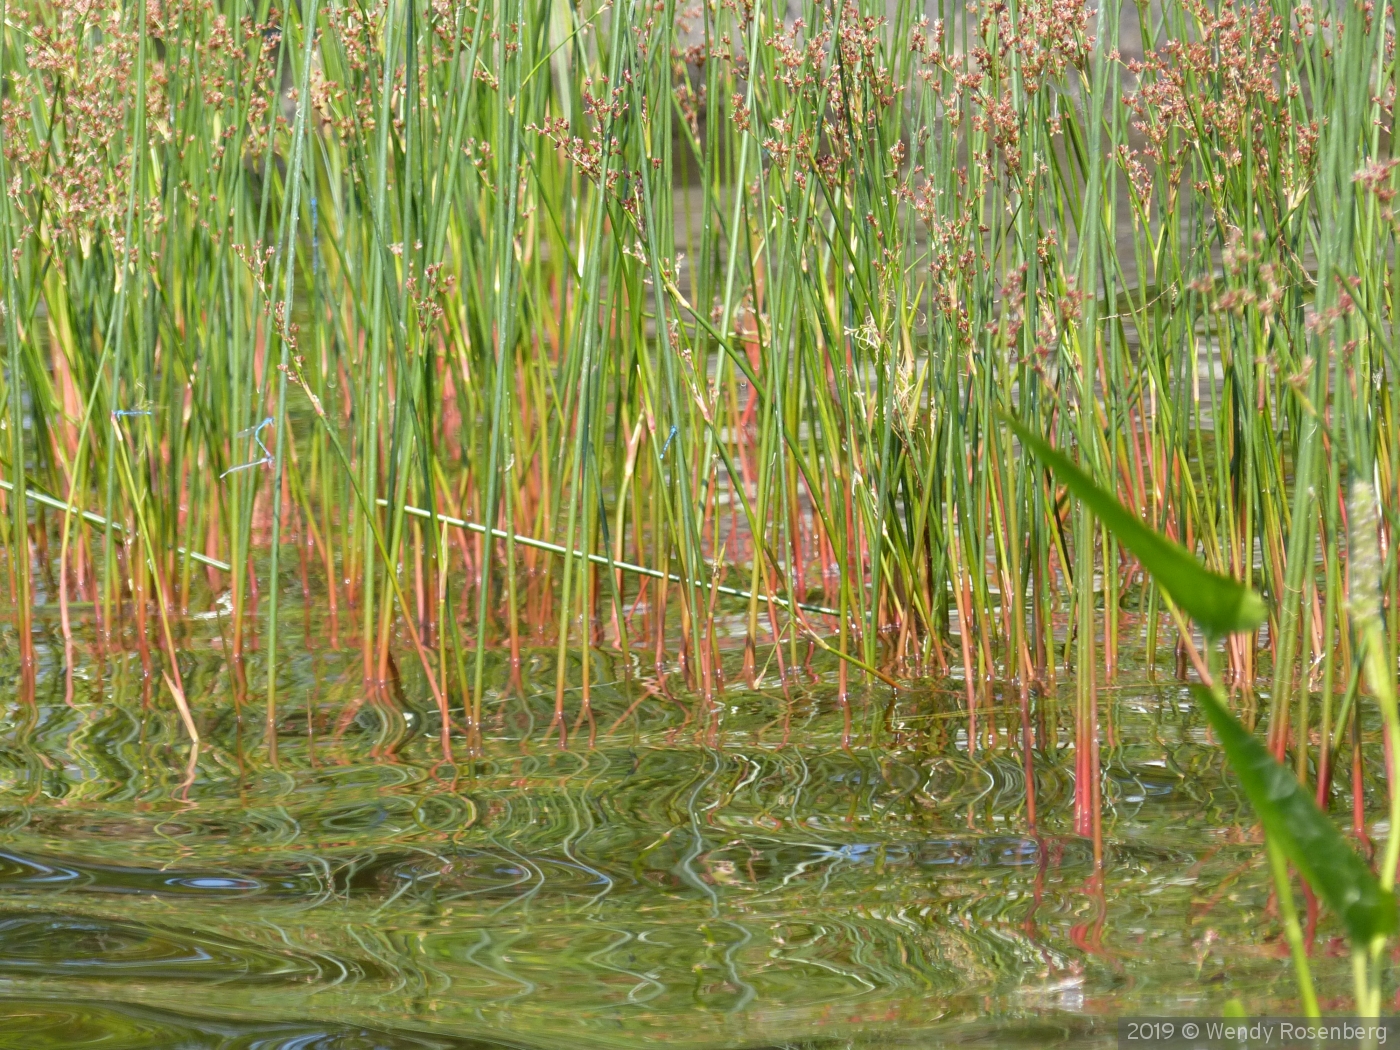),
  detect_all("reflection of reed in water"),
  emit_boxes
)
[0,645,1374,1046]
